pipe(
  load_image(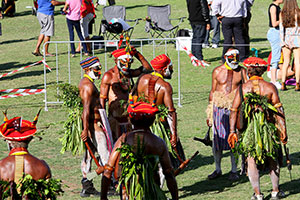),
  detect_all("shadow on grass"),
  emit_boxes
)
[0,69,50,81]
[14,10,33,17]
[0,60,42,72]
[0,36,36,45]
[179,170,249,197]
